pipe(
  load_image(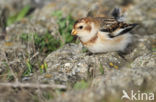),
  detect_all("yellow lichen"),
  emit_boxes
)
[114,65,119,69]
[109,62,114,66]
[44,74,52,78]
[4,42,13,46]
